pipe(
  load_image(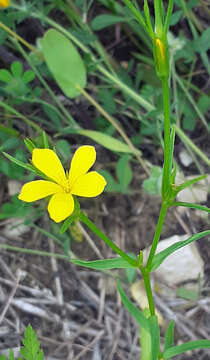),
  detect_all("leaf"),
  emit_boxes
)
[42,29,86,98]
[164,320,175,352]
[22,70,35,84]
[143,166,162,195]
[170,10,182,26]
[71,257,136,270]
[99,170,121,192]
[150,230,210,272]
[11,61,23,77]
[163,340,210,359]
[177,287,198,301]
[172,201,210,213]
[117,281,149,330]
[176,174,207,193]
[55,139,71,160]
[20,324,44,360]
[98,88,117,115]
[9,350,15,360]
[60,214,78,234]
[148,316,160,360]
[116,154,133,192]
[2,152,36,173]
[0,195,32,220]
[125,267,137,284]
[193,28,210,53]
[140,308,152,359]
[0,137,20,151]
[0,69,12,83]
[91,14,126,31]
[61,128,140,154]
